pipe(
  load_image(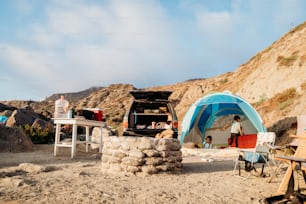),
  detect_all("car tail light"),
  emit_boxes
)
[123,120,128,129]
[172,120,178,129]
